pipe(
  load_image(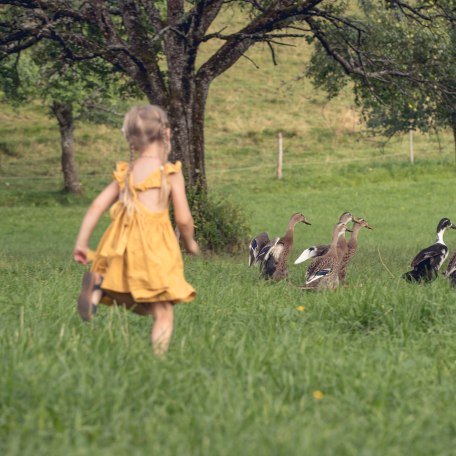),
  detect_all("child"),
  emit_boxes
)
[73,105,198,356]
